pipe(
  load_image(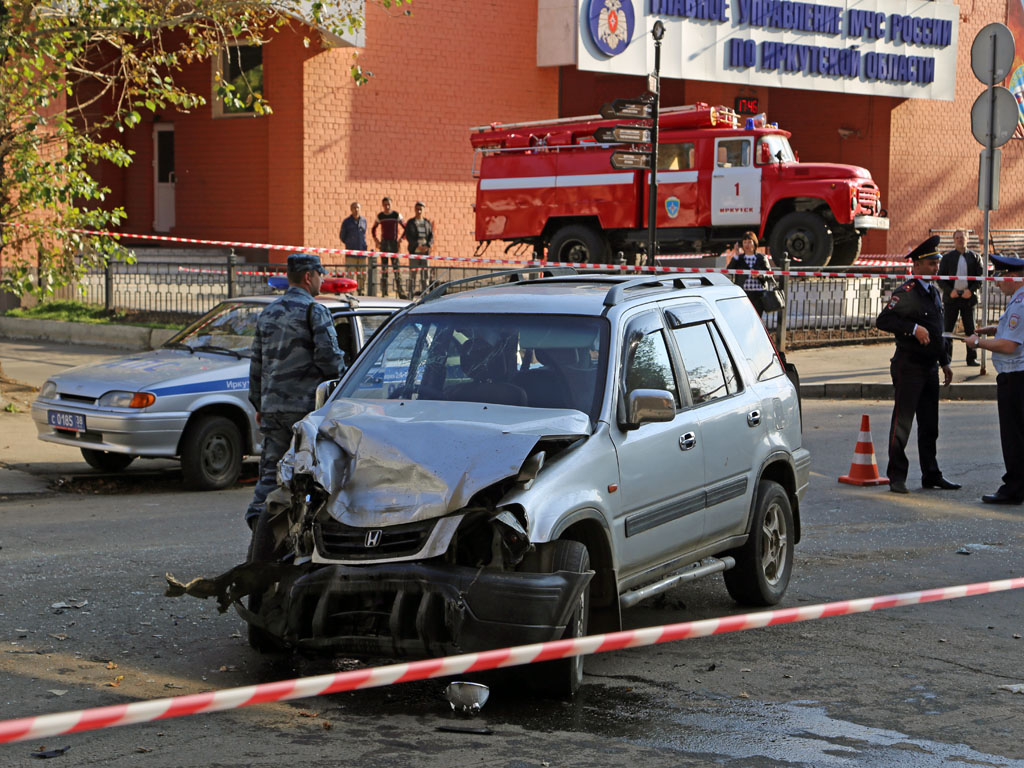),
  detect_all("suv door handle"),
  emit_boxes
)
[678,432,697,451]
[747,409,761,427]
